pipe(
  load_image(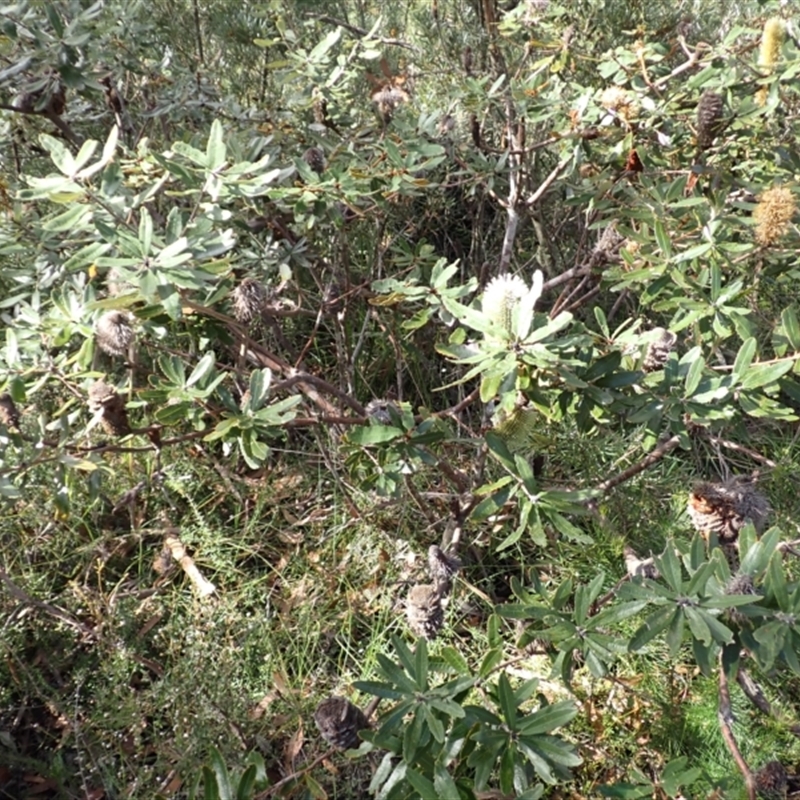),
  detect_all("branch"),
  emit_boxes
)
[524,154,573,207]
[593,435,682,495]
[306,14,416,50]
[0,566,94,635]
[163,532,216,597]
[719,653,756,799]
